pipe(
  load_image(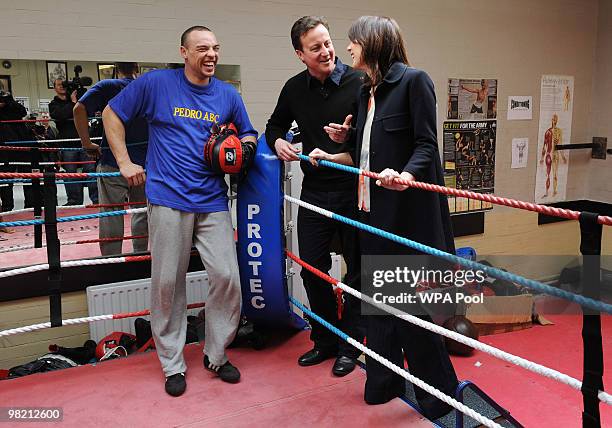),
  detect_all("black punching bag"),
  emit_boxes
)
[442,315,479,356]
